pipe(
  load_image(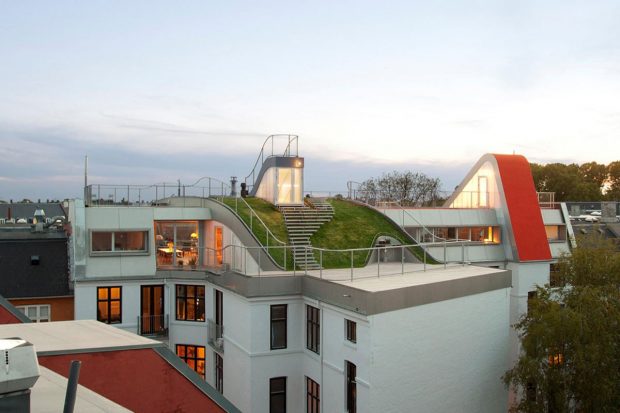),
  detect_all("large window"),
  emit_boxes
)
[155,221,198,267]
[346,361,356,413]
[17,305,50,322]
[271,304,287,350]
[176,344,205,379]
[176,285,205,321]
[306,377,320,413]
[97,287,122,324]
[270,377,286,413]
[306,305,320,354]
[215,353,223,394]
[345,319,356,343]
[91,231,148,254]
